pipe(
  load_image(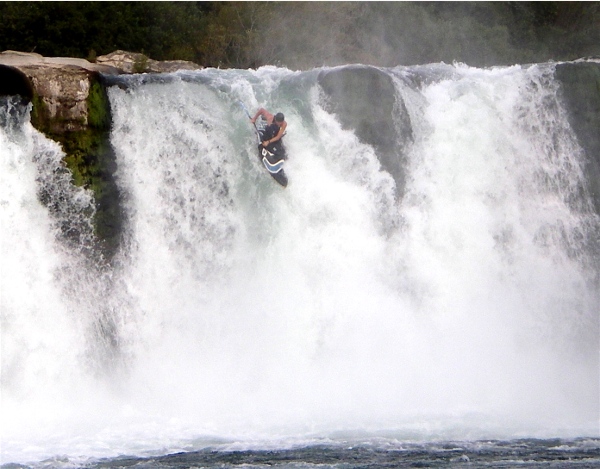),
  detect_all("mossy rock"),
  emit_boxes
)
[30,73,123,262]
